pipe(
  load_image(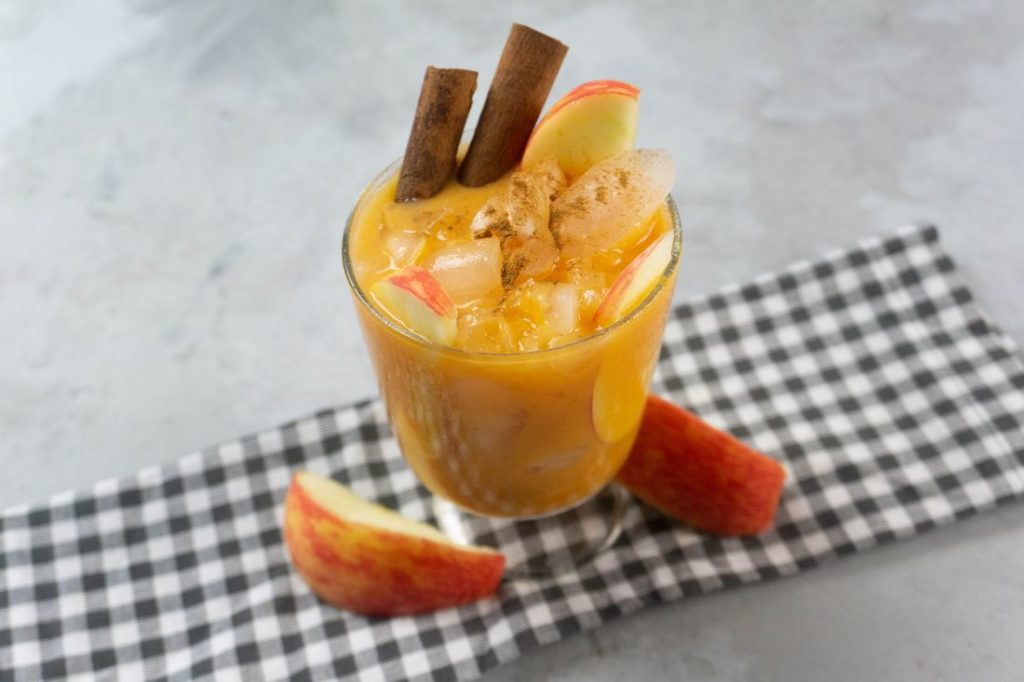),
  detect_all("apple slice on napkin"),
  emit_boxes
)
[617,395,786,535]
[284,471,504,616]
